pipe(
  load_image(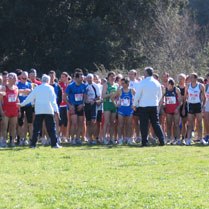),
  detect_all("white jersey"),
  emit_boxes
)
[129,80,140,91]
[86,82,100,103]
[205,84,209,112]
[129,80,140,104]
[96,83,103,111]
[187,83,201,104]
